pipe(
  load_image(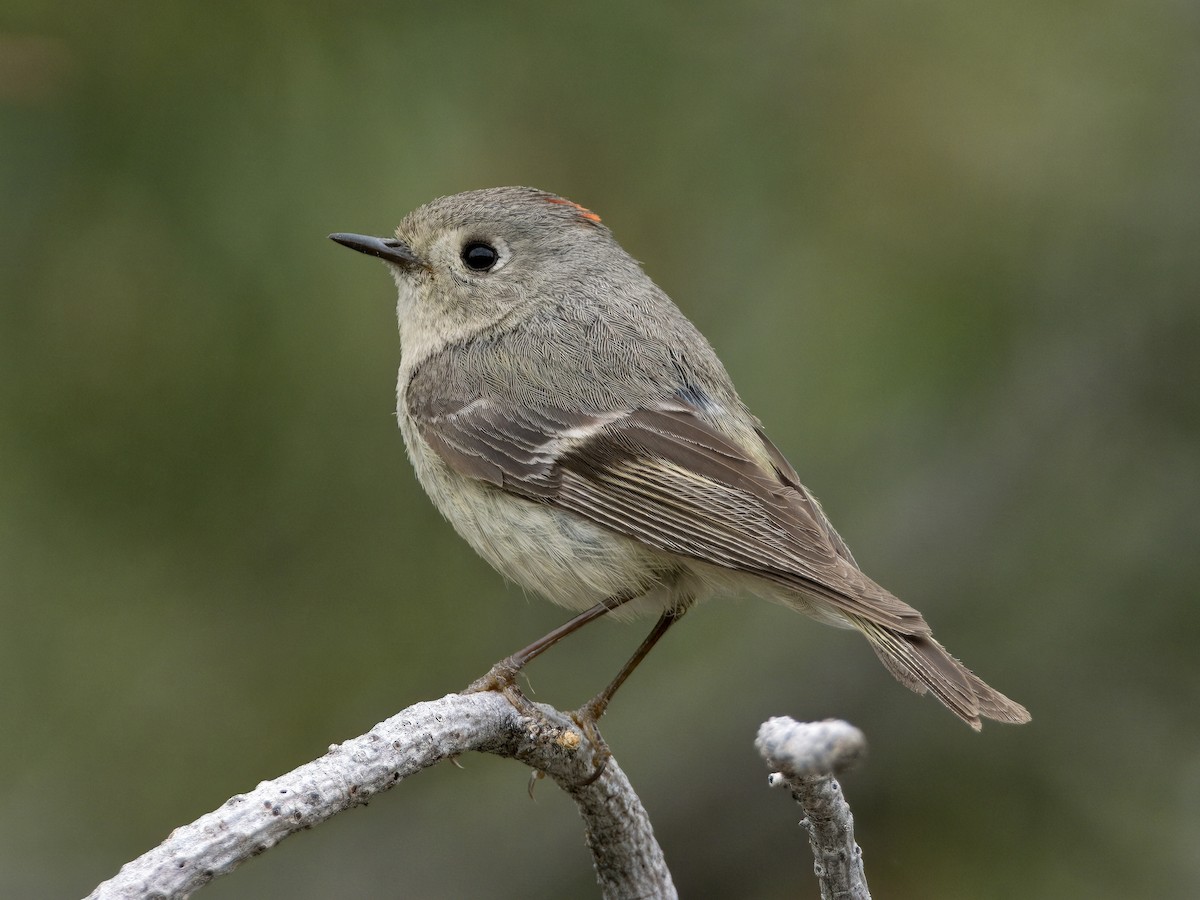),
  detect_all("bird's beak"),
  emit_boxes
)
[328,233,422,268]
